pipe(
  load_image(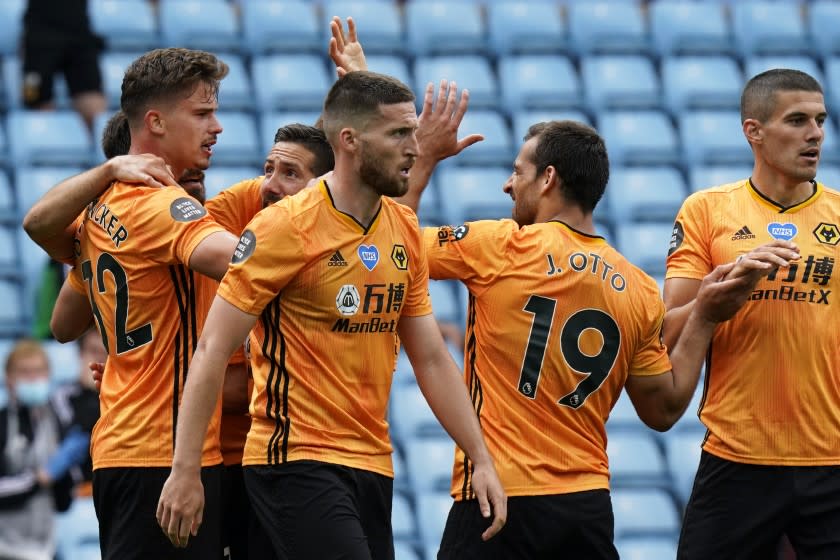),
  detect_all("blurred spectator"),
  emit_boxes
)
[21,0,107,130]
[32,259,67,340]
[0,339,75,560]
